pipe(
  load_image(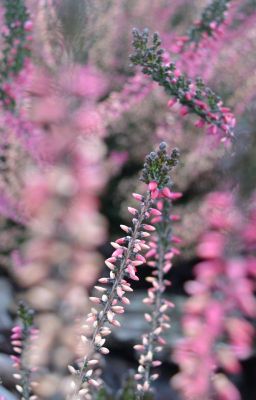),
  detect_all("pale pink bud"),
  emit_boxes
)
[144,313,152,322]
[12,326,22,334]
[122,297,130,305]
[132,193,143,201]
[120,224,130,233]
[111,242,122,249]
[13,347,22,354]
[112,306,124,314]
[128,207,138,215]
[112,319,121,327]
[105,260,115,270]
[117,286,124,298]
[122,284,133,292]
[152,360,162,367]
[88,359,99,365]
[68,365,77,375]
[163,263,172,273]
[98,277,109,284]
[100,347,110,355]
[141,232,150,238]
[150,208,162,216]
[88,379,100,387]
[149,181,158,191]
[134,344,145,351]
[107,311,114,322]
[143,224,156,231]
[132,260,144,266]
[95,286,107,292]
[89,297,101,304]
